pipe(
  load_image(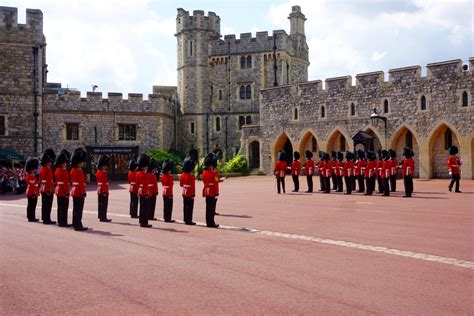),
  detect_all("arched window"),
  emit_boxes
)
[340,135,346,151]
[215,117,221,132]
[190,122,195,134]
[239,85,246,100]
[320,106,325,118]
[293,107,298,120]
[350,102,356,116]
[240,56,246,69]
[245,85,252,99]
[462,91,468,107]
[383,99,389,113]
[420,95,427,110]
[405,130,413,149]
[444,128,453,150]
[246,55,252,68]
[245,115,252,125]
[189,40,193,56]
